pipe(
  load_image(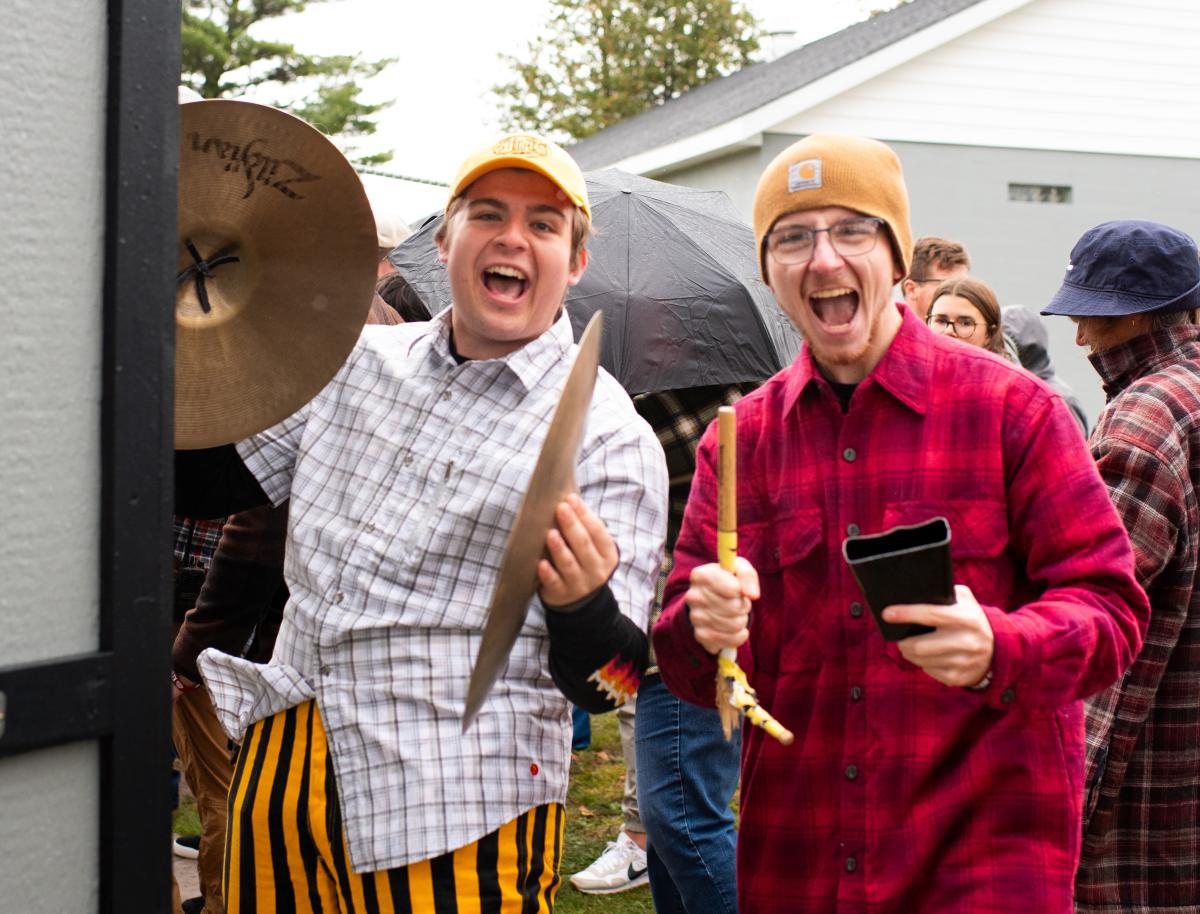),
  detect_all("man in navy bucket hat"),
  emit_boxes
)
[1045,219,1200,911]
